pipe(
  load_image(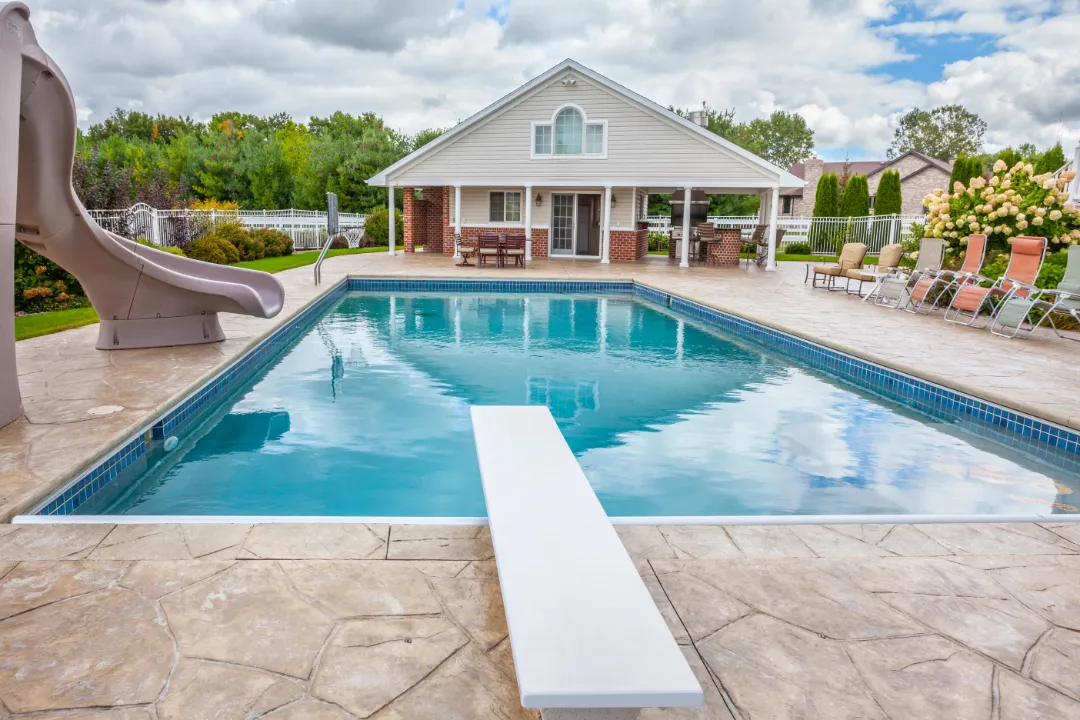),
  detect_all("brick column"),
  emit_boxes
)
[402,187,419,252]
